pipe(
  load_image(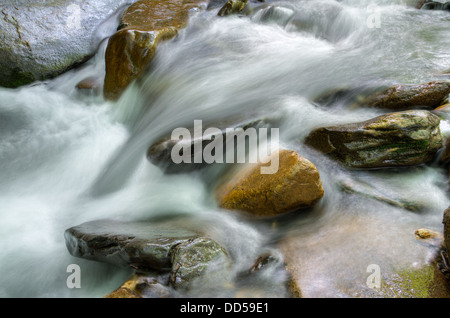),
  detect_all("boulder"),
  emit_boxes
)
[360,81,450,110]
[65,218,231,291]
[0,0,135,88]
[103,0,207,101]
[216,149,324,217]
[305,110,443,169]
[65,219,198,270]
[146,116,279,173]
